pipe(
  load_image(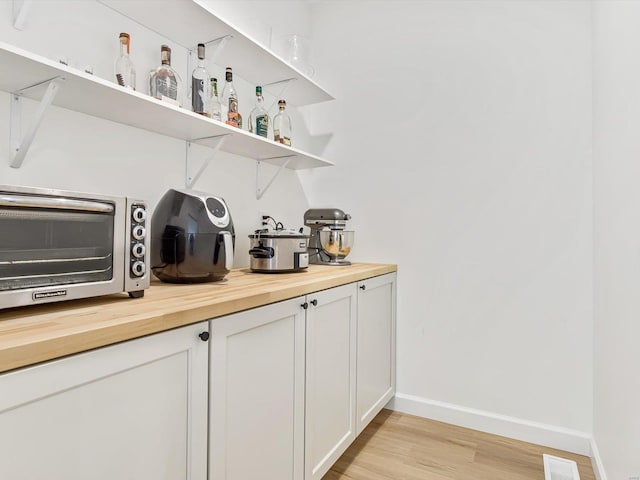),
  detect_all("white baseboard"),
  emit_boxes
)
[589,438,608,480]
[388,392,592,456]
